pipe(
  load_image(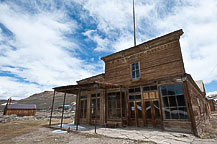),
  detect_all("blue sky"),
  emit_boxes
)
[0,0,217,100]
